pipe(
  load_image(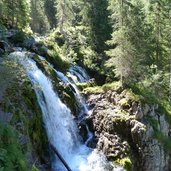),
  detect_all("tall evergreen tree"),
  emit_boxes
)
[106,0,148,84]
[145,0,167,68]
[44,0,57,29]
[55,0,76,51]
[88,0,112,53]
[0,0,30,28]
[30,0,50,33]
